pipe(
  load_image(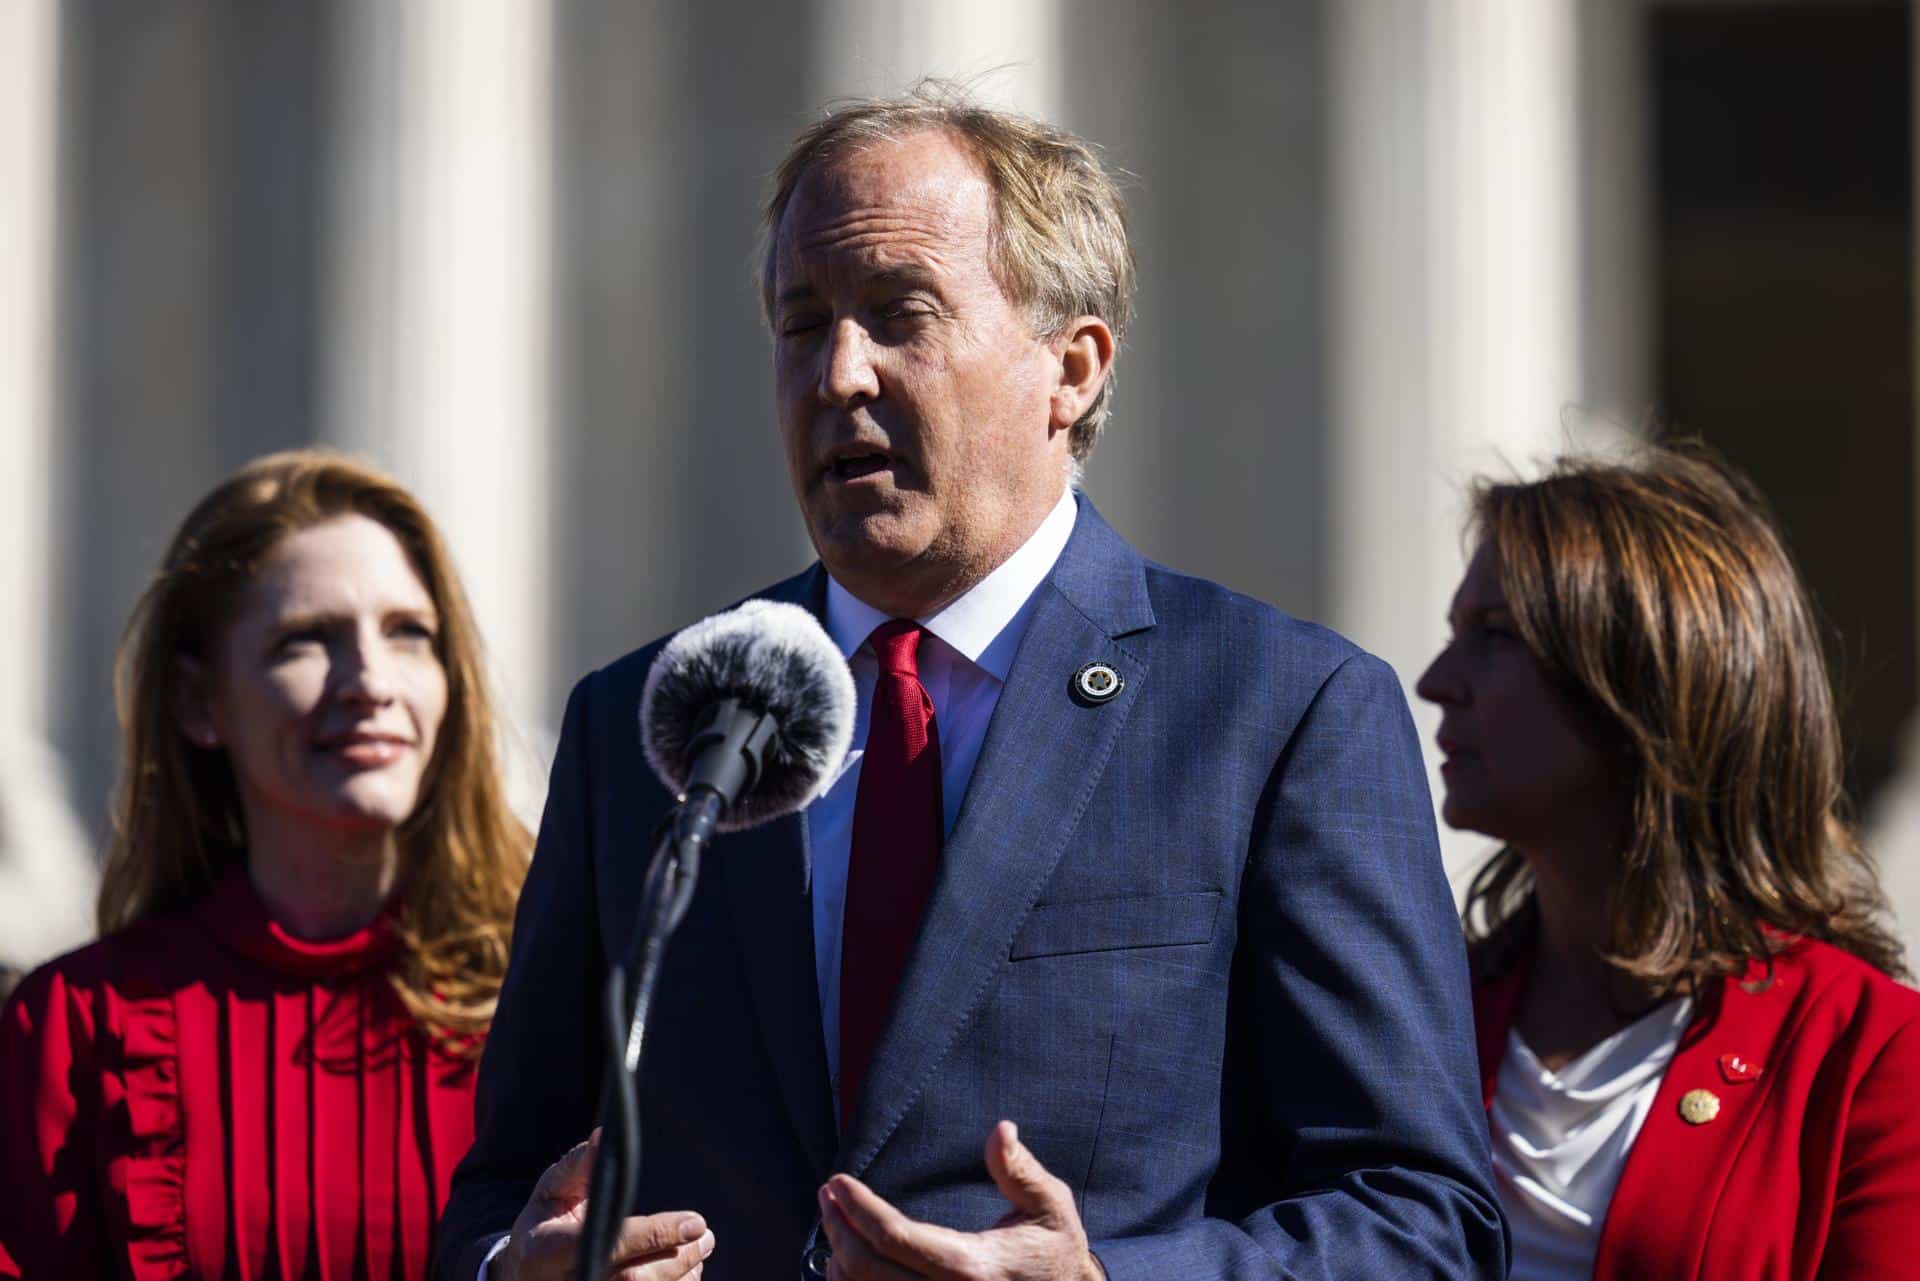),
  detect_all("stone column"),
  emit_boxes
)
[1062,0,1332,622]
[320,0,556,814]
[1328,0,1588,889]
[0,0,97,969]
[1,0,64,748]
[546,0,818,698]
[1869,719,1920,957]
[1574,0,1653,422]
[547,0,696,691]
[809,0,1063,117]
